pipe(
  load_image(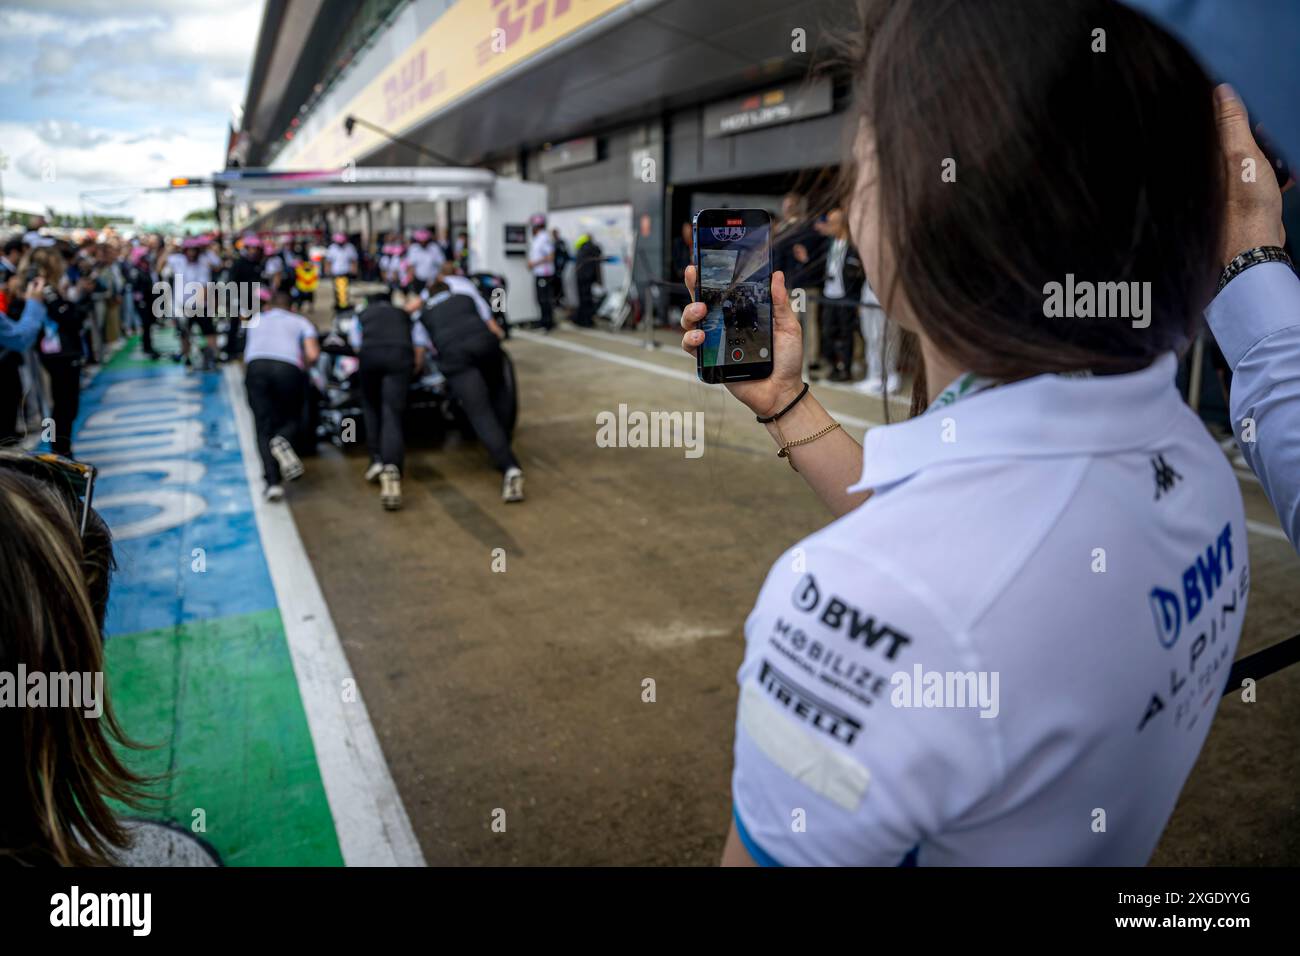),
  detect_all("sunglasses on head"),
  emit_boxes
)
[0,452,97,537]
